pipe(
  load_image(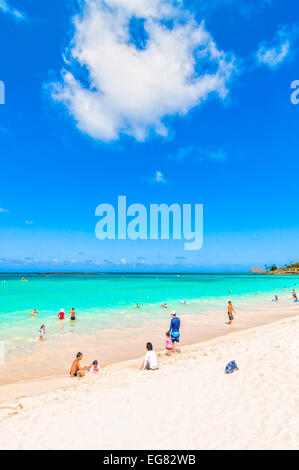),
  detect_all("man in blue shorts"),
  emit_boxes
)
[169,311,181,353]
